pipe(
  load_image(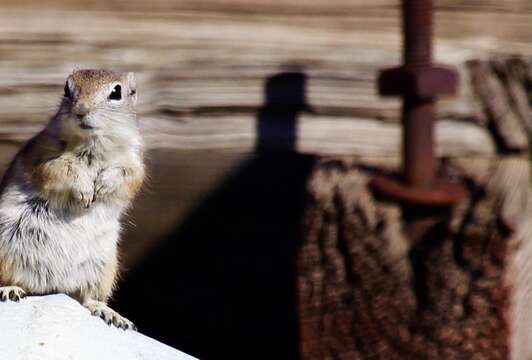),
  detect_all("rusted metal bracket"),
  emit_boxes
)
[370,0,467,207]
